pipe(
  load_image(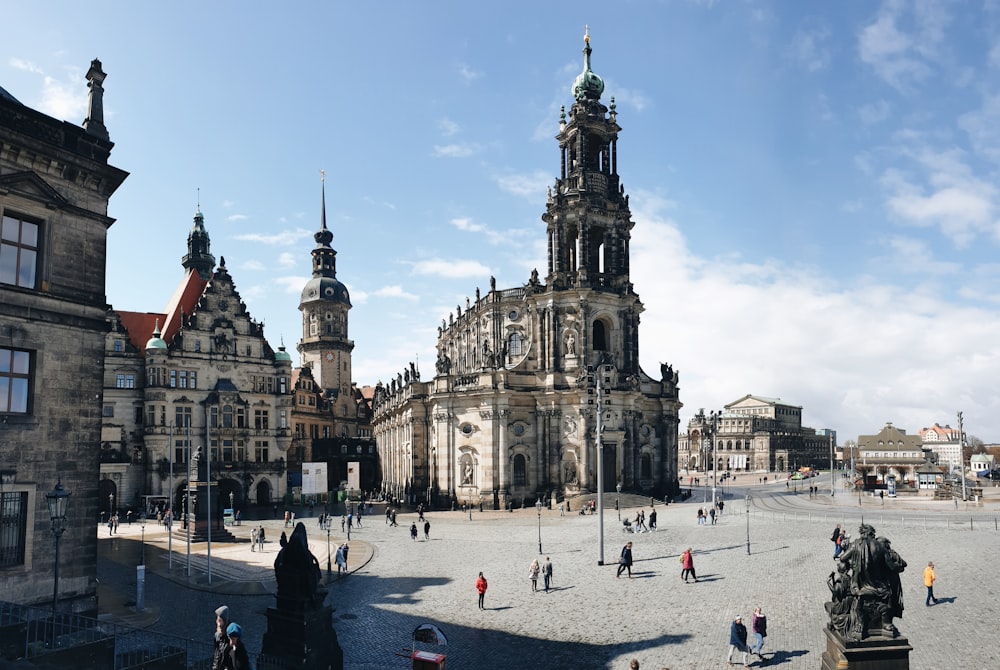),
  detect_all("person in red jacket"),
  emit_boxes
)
[476,572,488,610]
